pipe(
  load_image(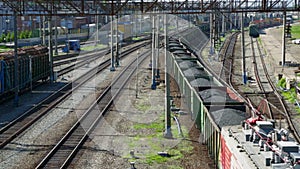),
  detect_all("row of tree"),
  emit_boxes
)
[0,30,33,43]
